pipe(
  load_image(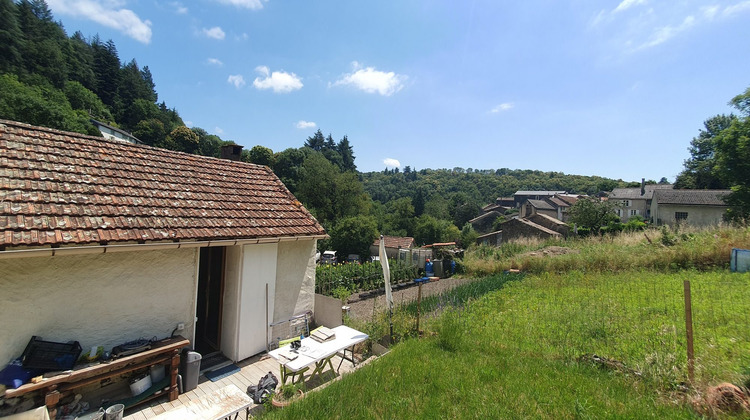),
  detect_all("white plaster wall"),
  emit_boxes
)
[0,249,197,365]
[657,204,727,226]
[273,239,317,324]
